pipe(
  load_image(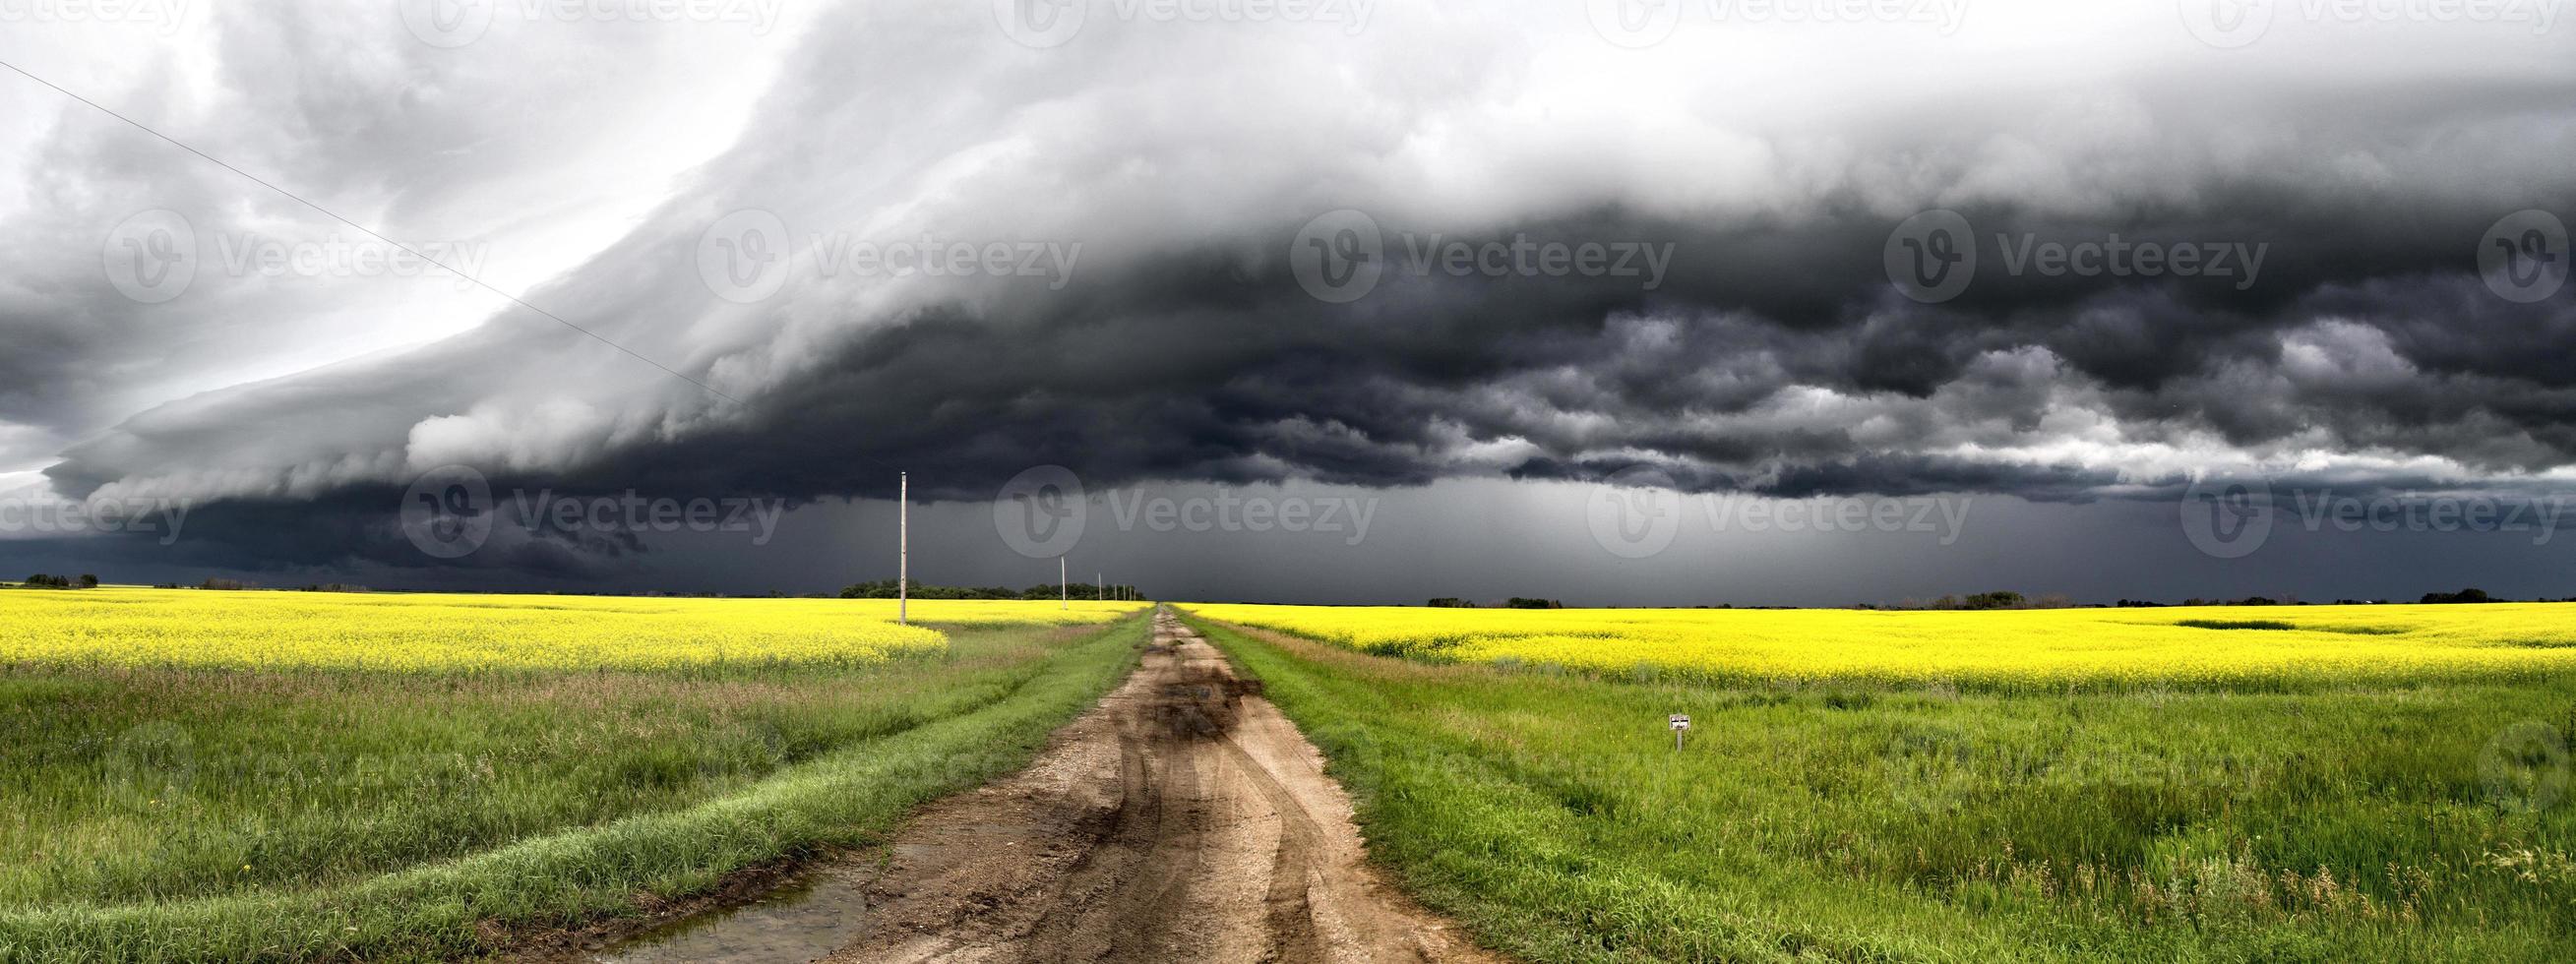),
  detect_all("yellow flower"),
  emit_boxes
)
[1186,602,2576,688]
[1,589,1144,672]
